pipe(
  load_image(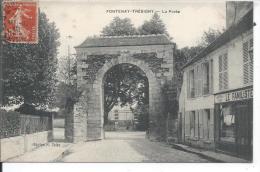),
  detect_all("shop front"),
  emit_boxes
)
[214,86,253,160]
